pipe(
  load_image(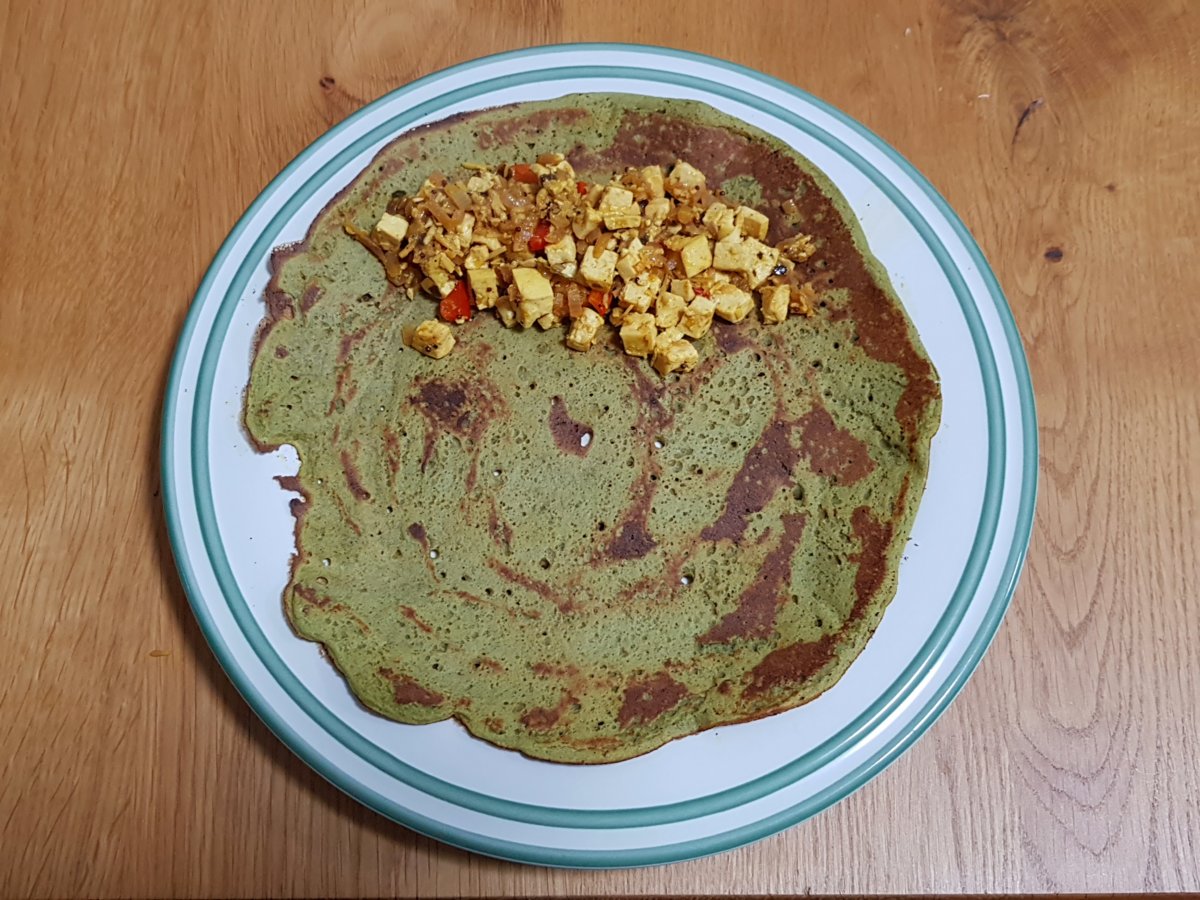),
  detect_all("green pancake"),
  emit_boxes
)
[244,95,941,763]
